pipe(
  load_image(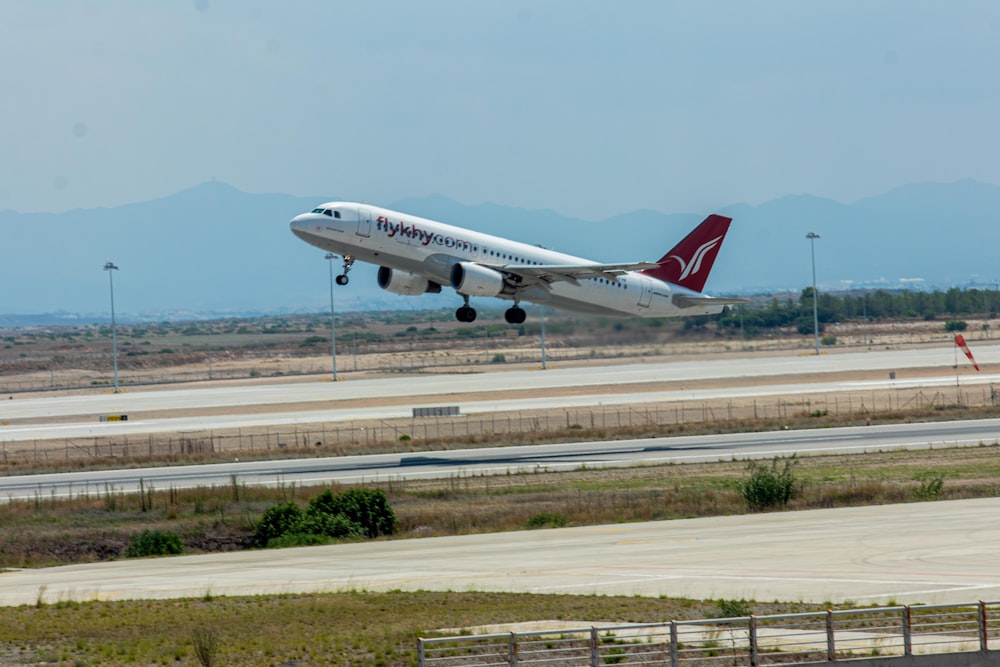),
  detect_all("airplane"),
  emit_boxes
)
[290,202,746,324]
